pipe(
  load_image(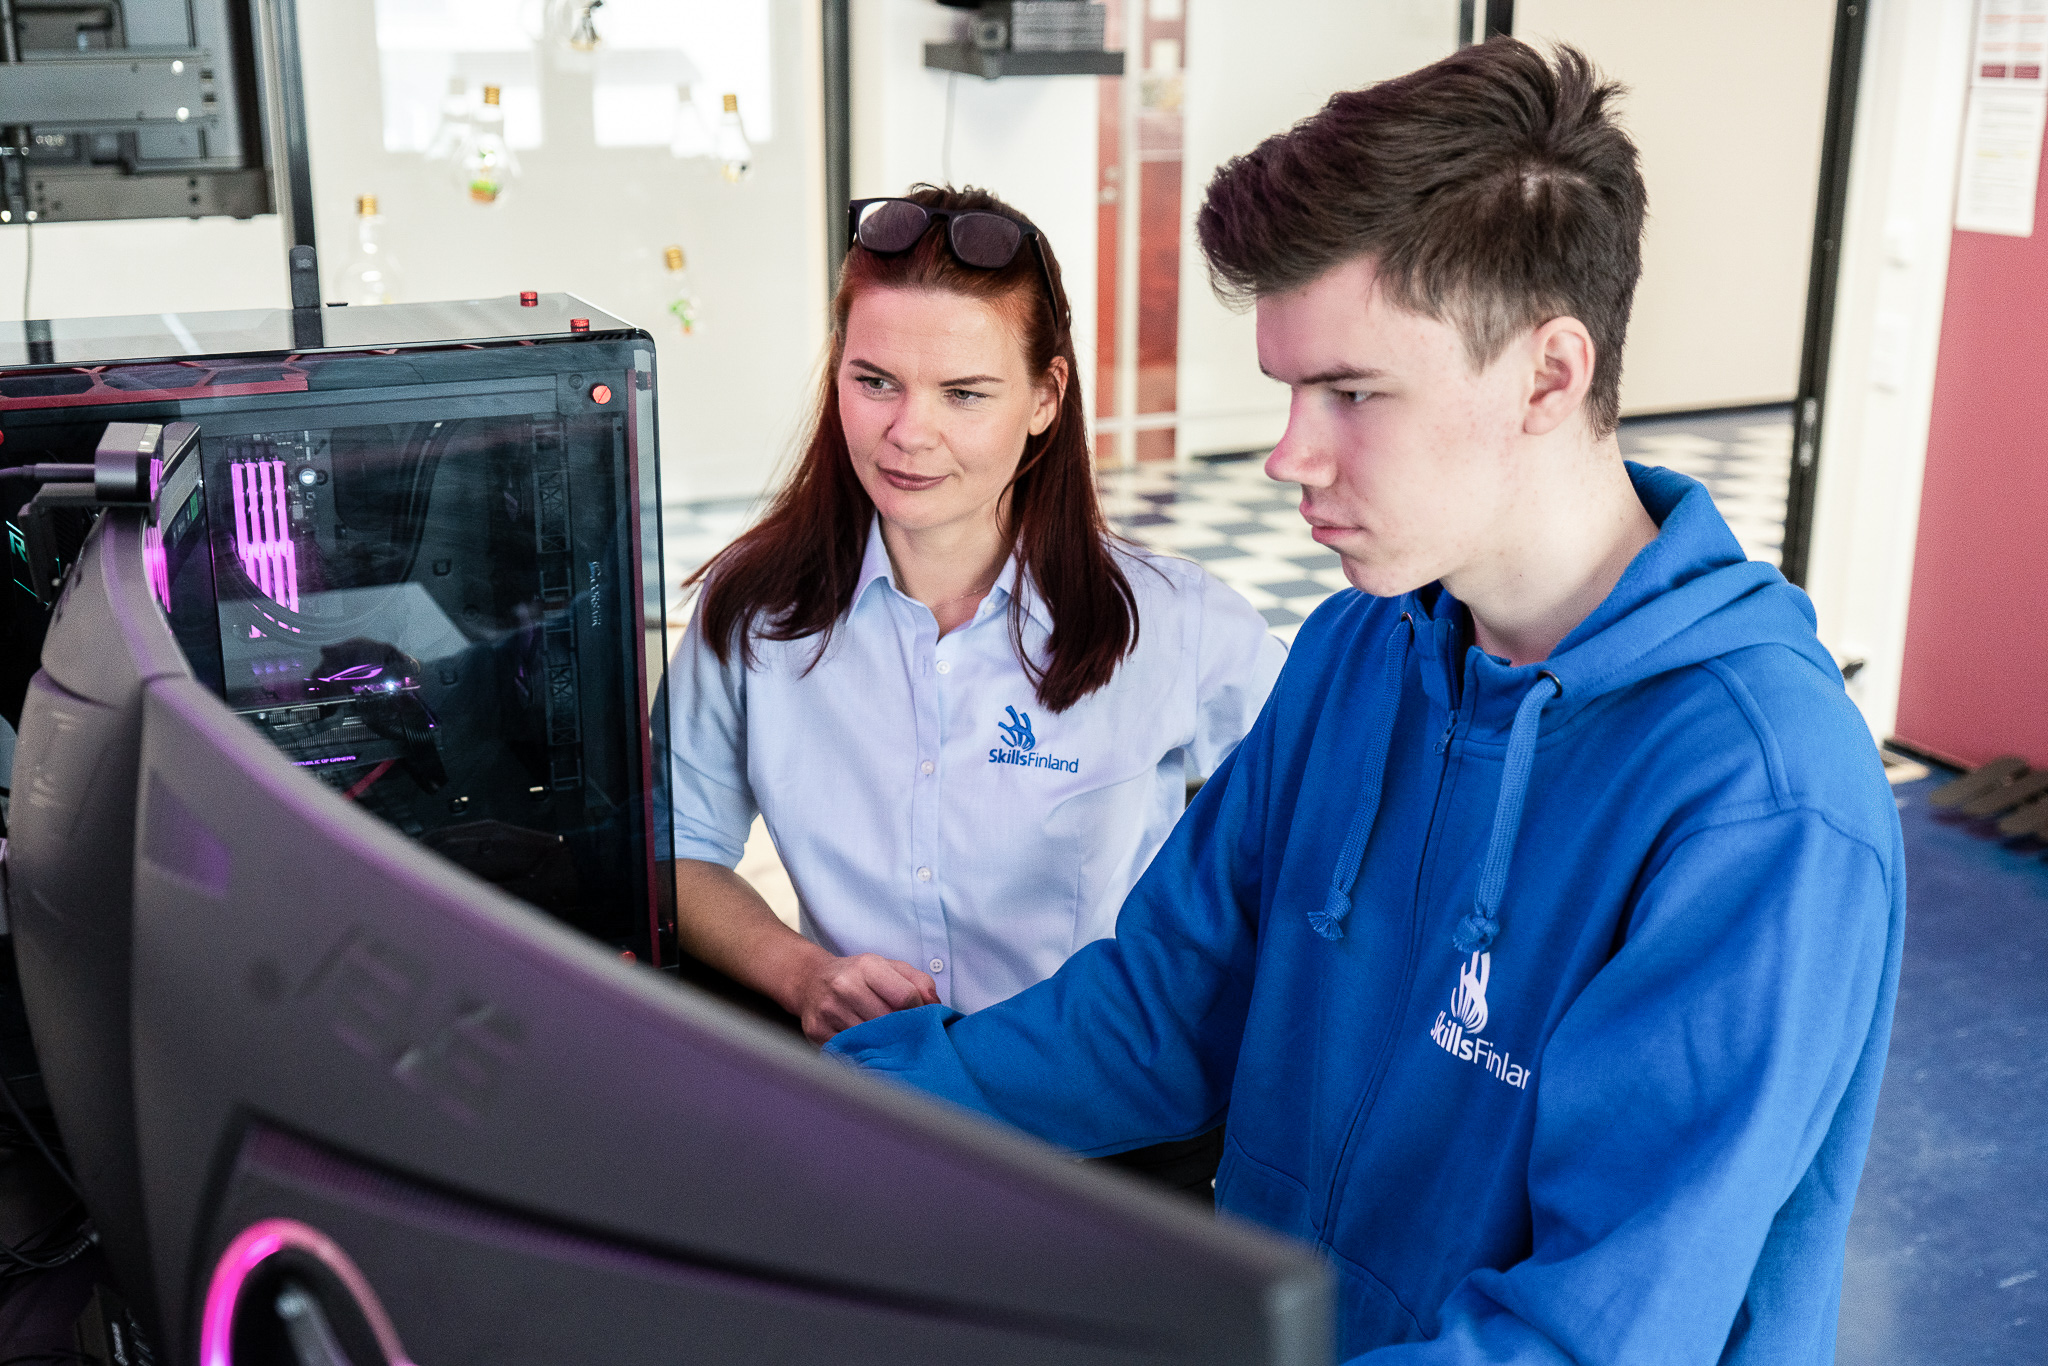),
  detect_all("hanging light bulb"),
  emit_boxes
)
[669,83,713,159]
[568,0,602,52]
[339,194,403,305]
[716,93,752,184]
[423,76,470,163]
[664,246,701,335]
[460,84,521,205]
[537,0,599,71]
